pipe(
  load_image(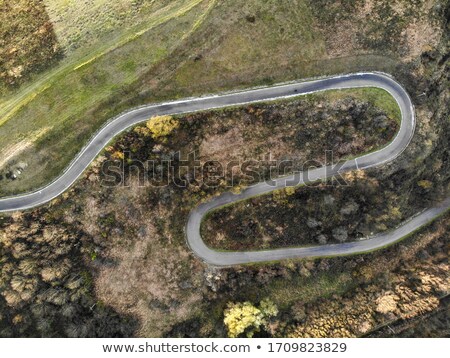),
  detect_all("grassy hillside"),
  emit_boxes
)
[0,0,209,193]
[45,0,177,54]
[0,0,443,195]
